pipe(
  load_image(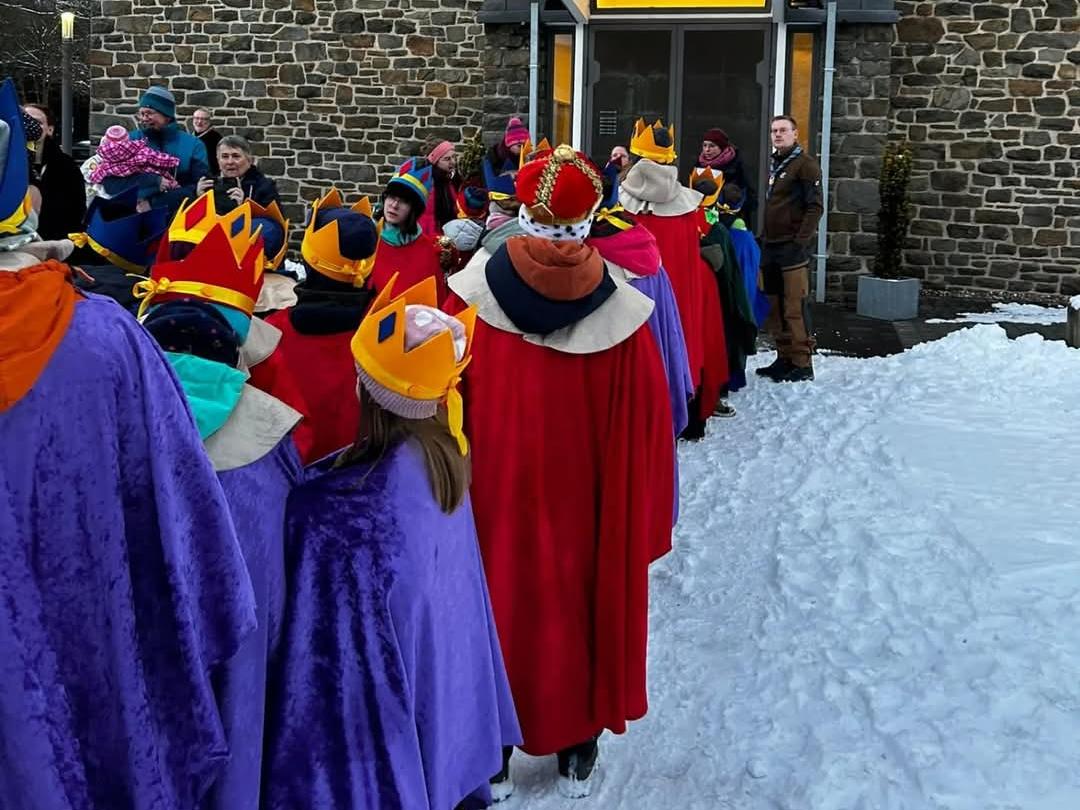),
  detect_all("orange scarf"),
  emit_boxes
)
[505,237,604,301]
[0,260,78,411]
